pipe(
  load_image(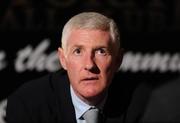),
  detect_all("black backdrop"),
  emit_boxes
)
[0,0,180,103]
